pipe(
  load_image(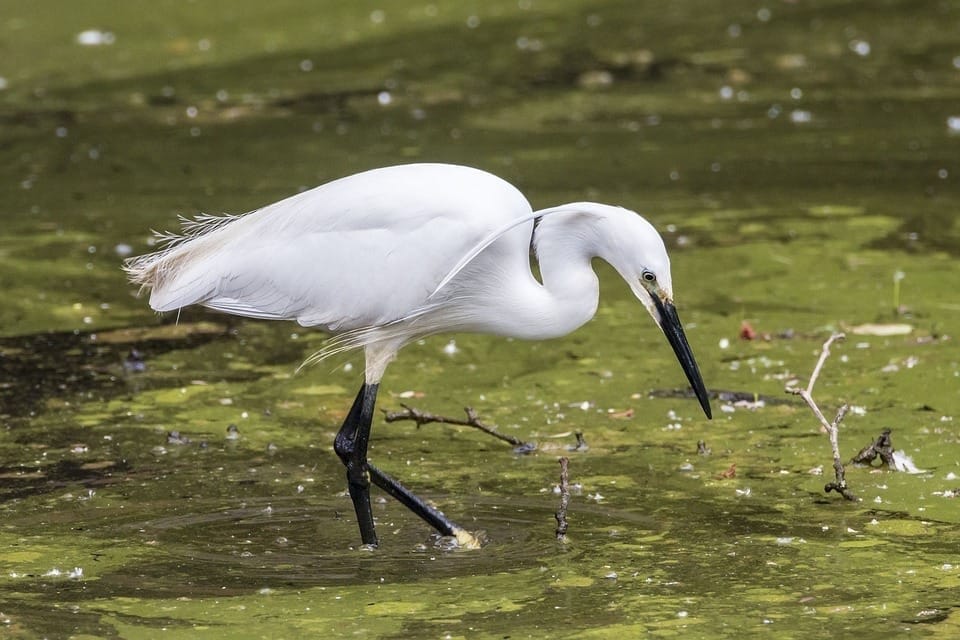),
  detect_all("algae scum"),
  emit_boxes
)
[2,1,959,637]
